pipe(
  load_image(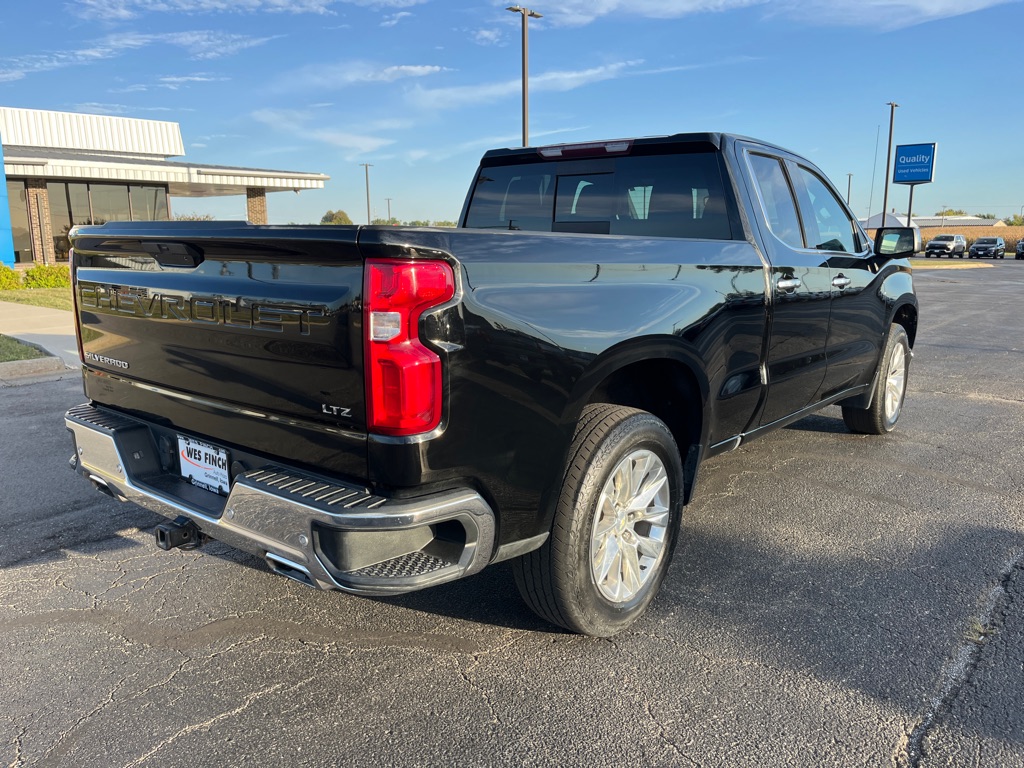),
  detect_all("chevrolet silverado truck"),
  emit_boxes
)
[65,133,919,636]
